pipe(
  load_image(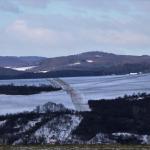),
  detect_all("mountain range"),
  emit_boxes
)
[1,51,150,79]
